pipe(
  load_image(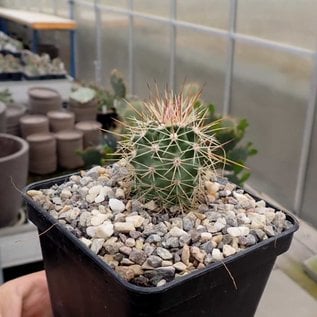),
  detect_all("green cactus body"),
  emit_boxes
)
[120,92,223,209]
